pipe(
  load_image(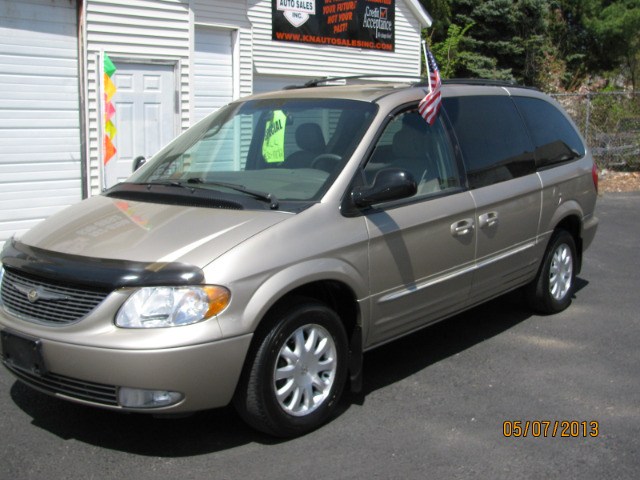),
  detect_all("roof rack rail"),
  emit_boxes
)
[281,75,540,91]
[283,74,429,90]
[442,78,539,90]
